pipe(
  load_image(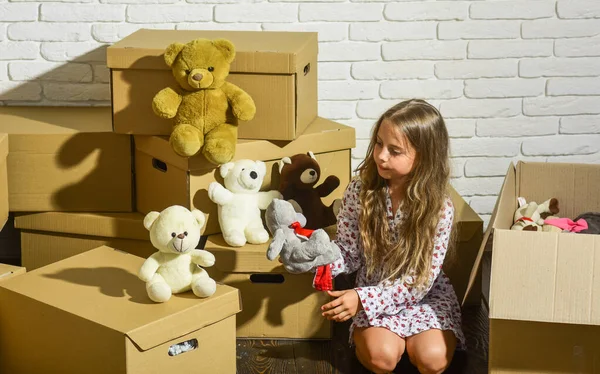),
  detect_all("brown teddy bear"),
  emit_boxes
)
[152,38,256,164]
[278,152,342,230]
